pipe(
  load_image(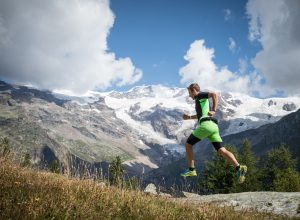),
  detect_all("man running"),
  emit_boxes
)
[181,83,247,183]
